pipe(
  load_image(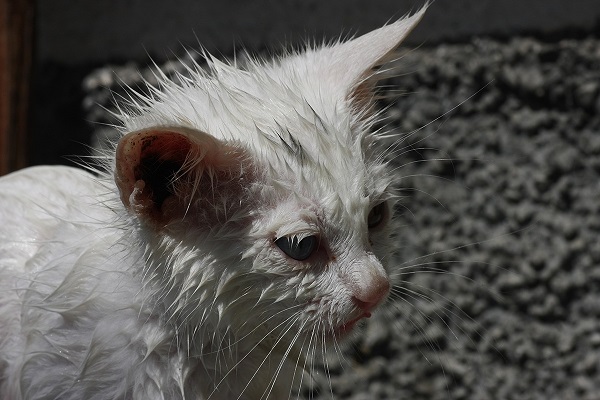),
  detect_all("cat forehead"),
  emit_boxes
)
[259,135,390,228]
[262,189,371,240]
[122,51,389,189]
[122,44,370,146]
